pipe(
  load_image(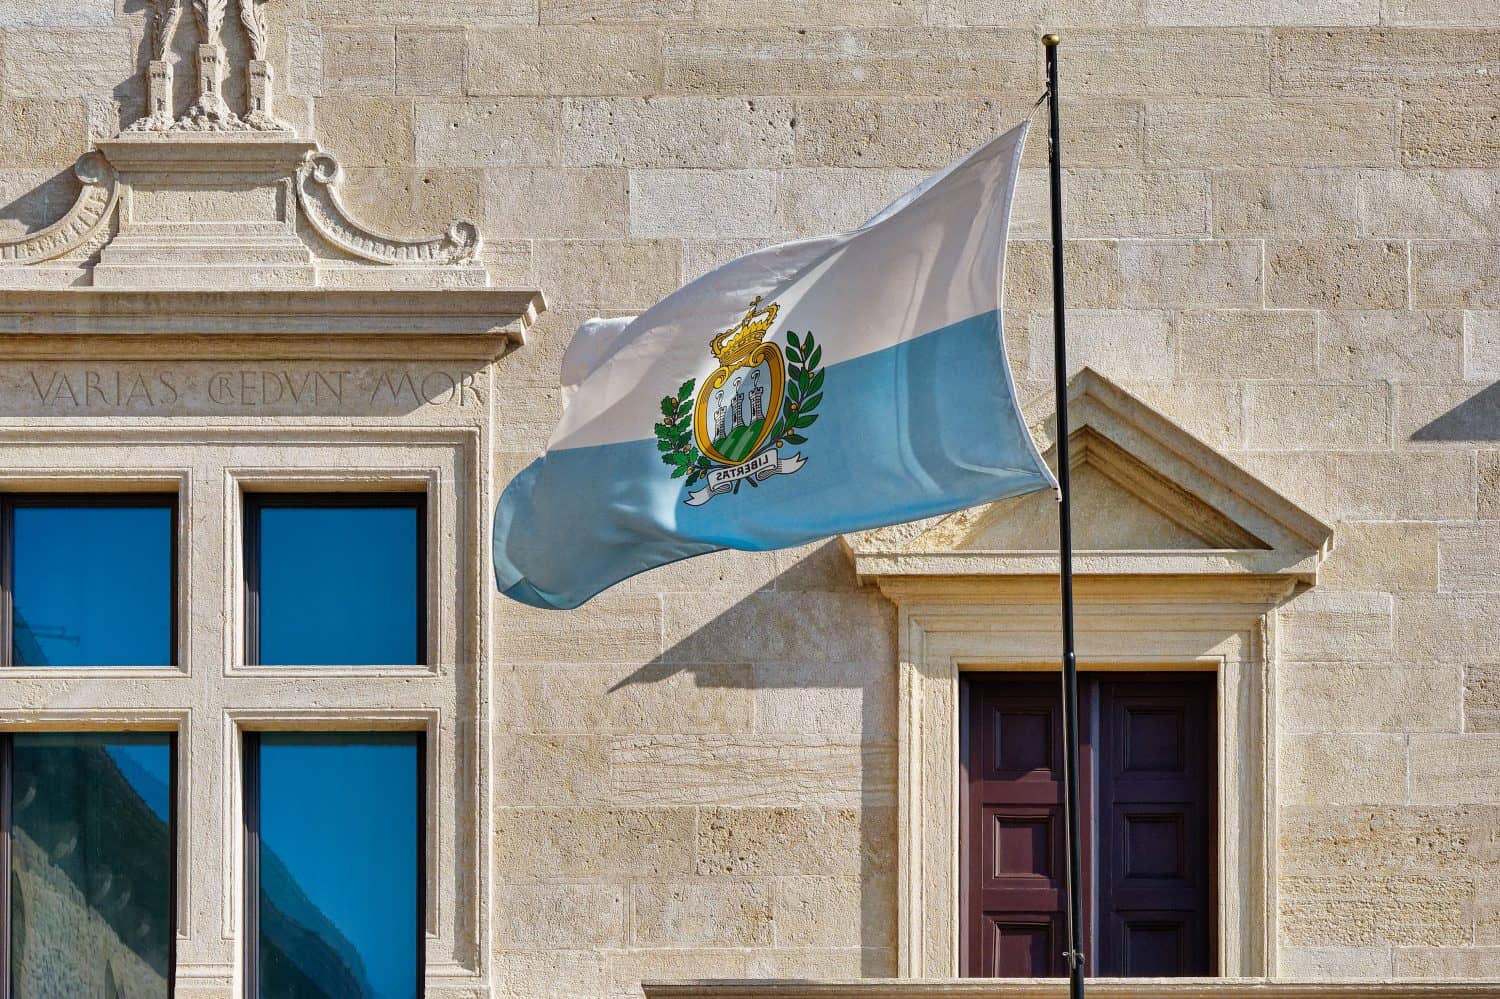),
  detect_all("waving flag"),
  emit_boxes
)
[495,121,1055,609]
